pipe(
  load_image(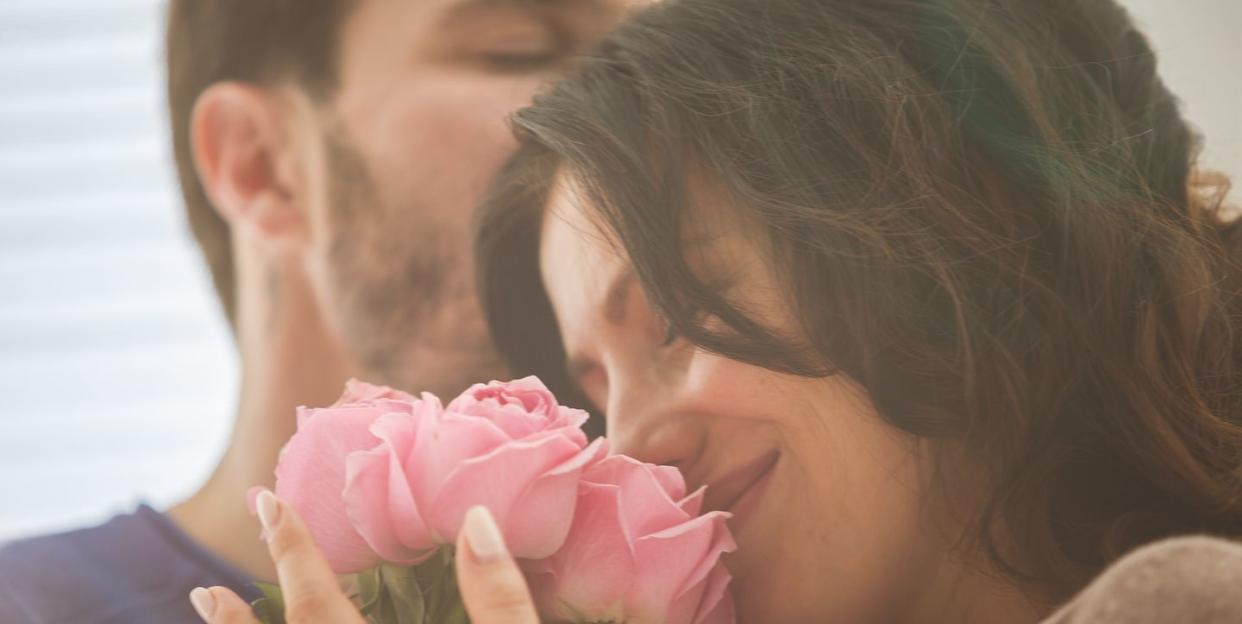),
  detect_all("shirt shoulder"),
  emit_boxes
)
[0,506,256,624]
[1044,535,1242,624]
